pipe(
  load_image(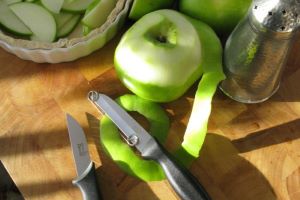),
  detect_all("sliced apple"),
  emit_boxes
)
[53,12,75,29]
[0,1,32,36]
[179,0,252,34]
[82,24,93,36]
[82,0,117,29]
[57,15,81,37]
[41,0,64,14]
[10,2,56,42]
[5,0,22,5]
[62,0,93,13]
